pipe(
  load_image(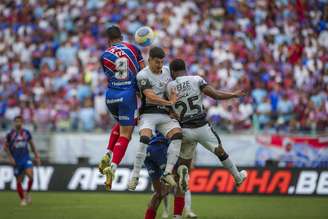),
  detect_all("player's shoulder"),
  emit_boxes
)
[137,66,150,78]
[162,65,170,74]
[5,129,15,138]
[22,128,32,136]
